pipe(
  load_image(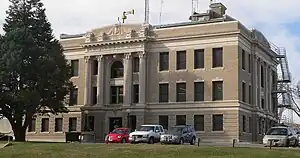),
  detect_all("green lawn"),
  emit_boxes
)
[0,143,299,158]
